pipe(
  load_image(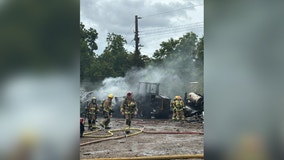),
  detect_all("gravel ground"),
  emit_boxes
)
[80,118,204,159]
